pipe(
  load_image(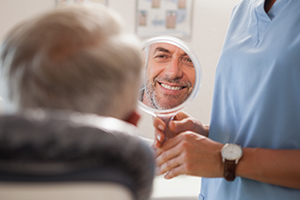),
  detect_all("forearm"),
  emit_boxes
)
[236,148,300,189]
